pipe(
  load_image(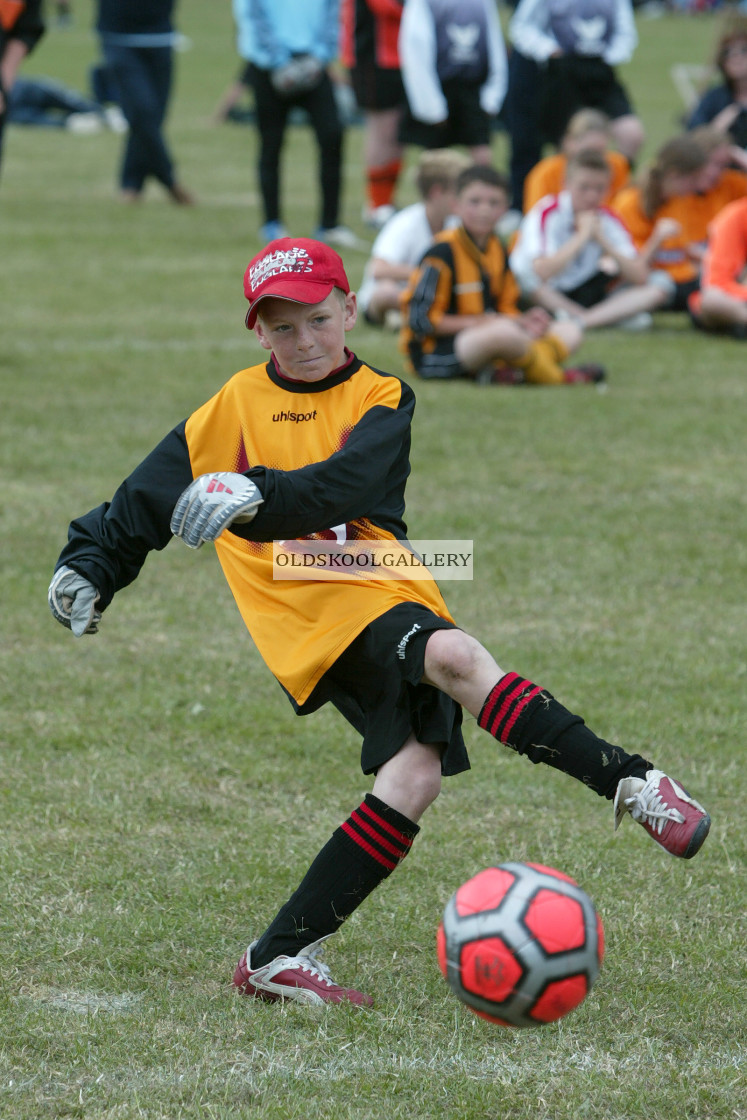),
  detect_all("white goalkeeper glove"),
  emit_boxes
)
[48,566,102,637]
[170,471,264,550]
